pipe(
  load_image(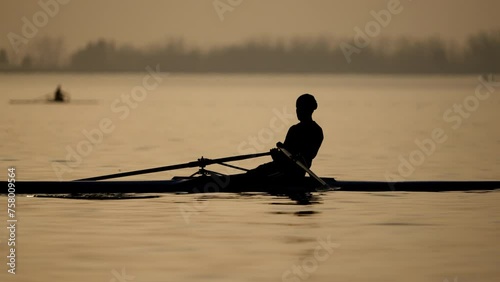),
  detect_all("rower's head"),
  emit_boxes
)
[296,94,317,121]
